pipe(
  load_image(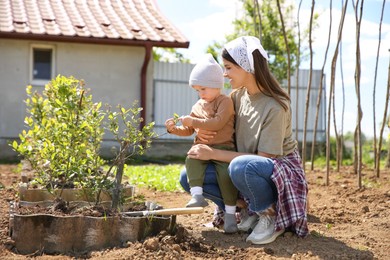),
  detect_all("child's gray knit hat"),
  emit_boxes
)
[189,53,224,88]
